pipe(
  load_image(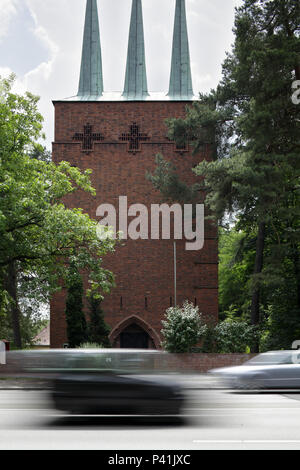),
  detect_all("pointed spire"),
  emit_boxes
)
[78,0,103,97]
[123,0,149,100]
[168,0,194,100]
